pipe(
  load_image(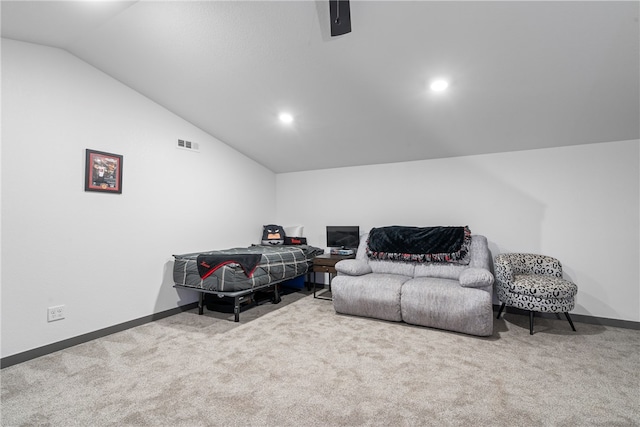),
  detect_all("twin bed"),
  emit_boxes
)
[173,244,323,321]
